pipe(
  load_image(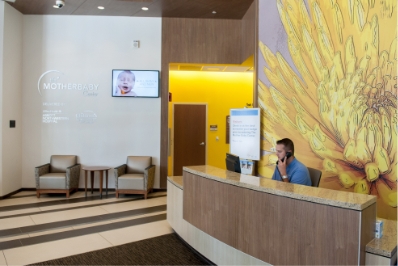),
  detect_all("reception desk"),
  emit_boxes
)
[167,165,380,265]
[366,218,397,265]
